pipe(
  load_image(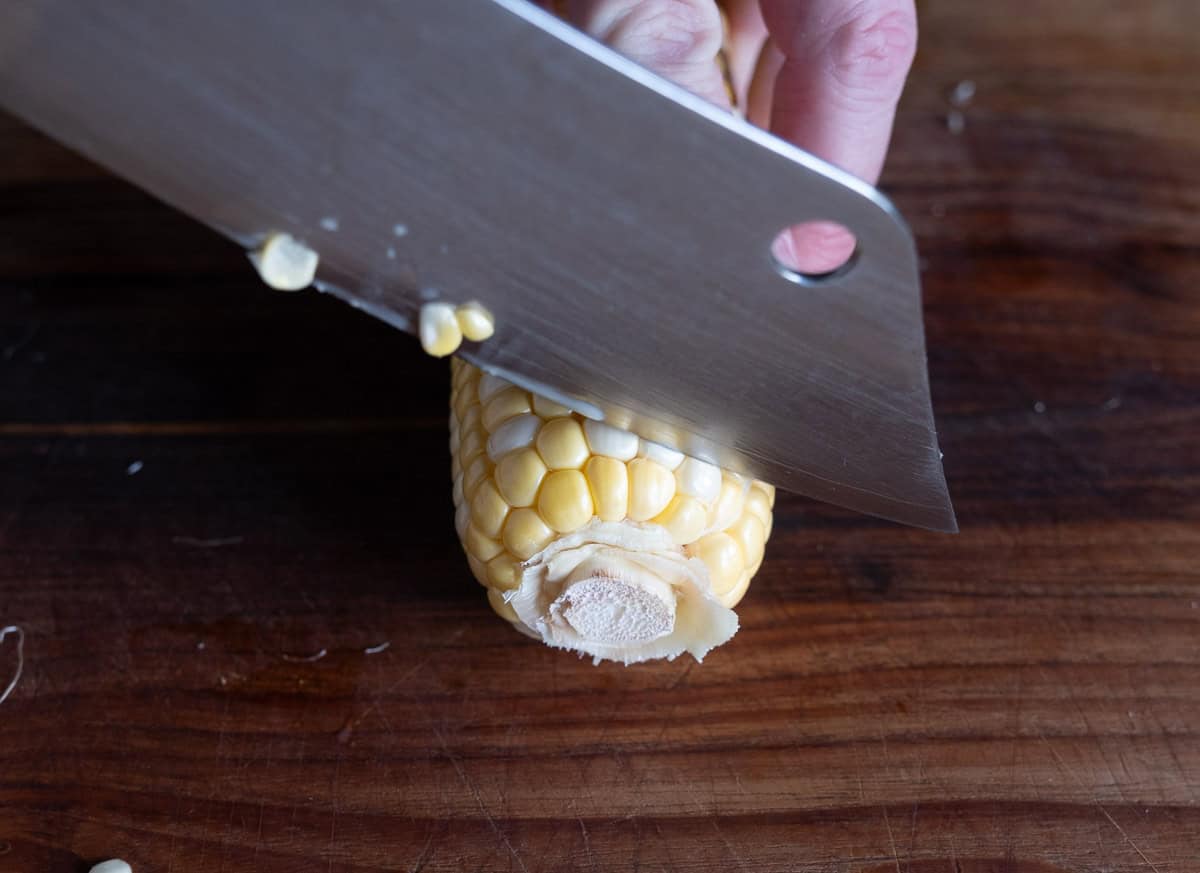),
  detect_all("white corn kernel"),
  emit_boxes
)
[675,457,722,503]
[455,301,495,341]
[249,233,318,291]
[419,302,463,357]
[639,440,684,470]
[583,419,639,460]
[487,413,541,461]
